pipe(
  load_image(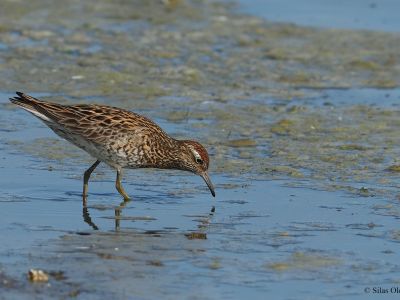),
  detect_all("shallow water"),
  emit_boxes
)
[2,130,400,299]
[238,0,400,32]
[1,0,400,299]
